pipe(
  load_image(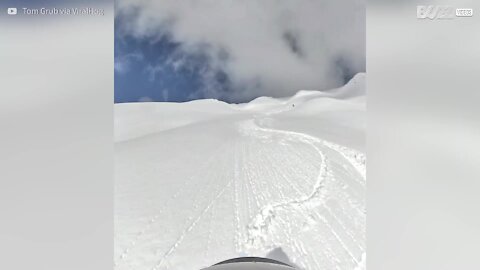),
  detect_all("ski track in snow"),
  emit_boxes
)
[115,88,366,270]
[240,117,365,269]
